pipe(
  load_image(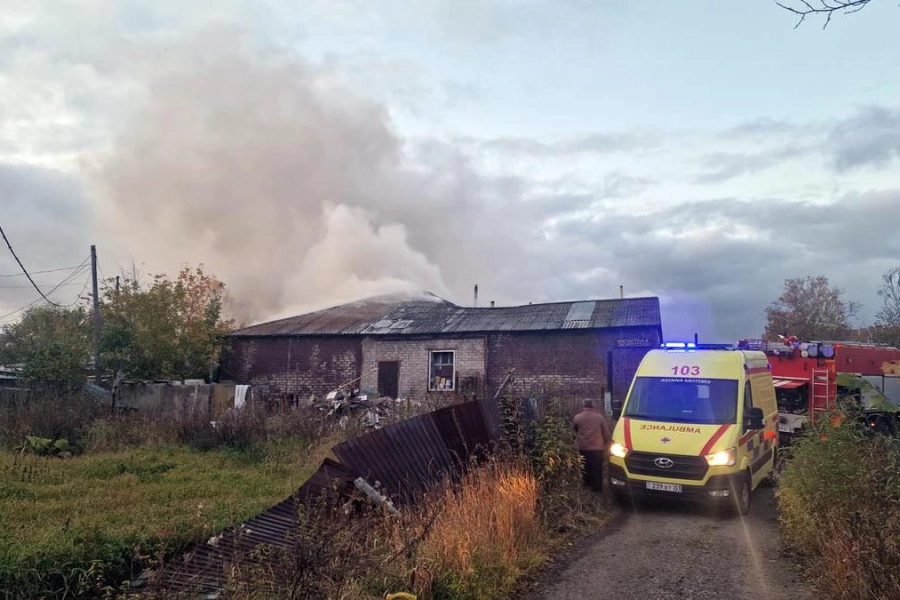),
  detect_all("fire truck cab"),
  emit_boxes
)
[737,338,900,442]
[736,339,837,445]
